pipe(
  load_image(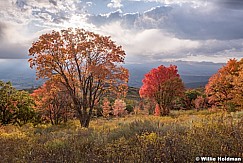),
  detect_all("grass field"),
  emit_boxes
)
[1,110,243,162]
